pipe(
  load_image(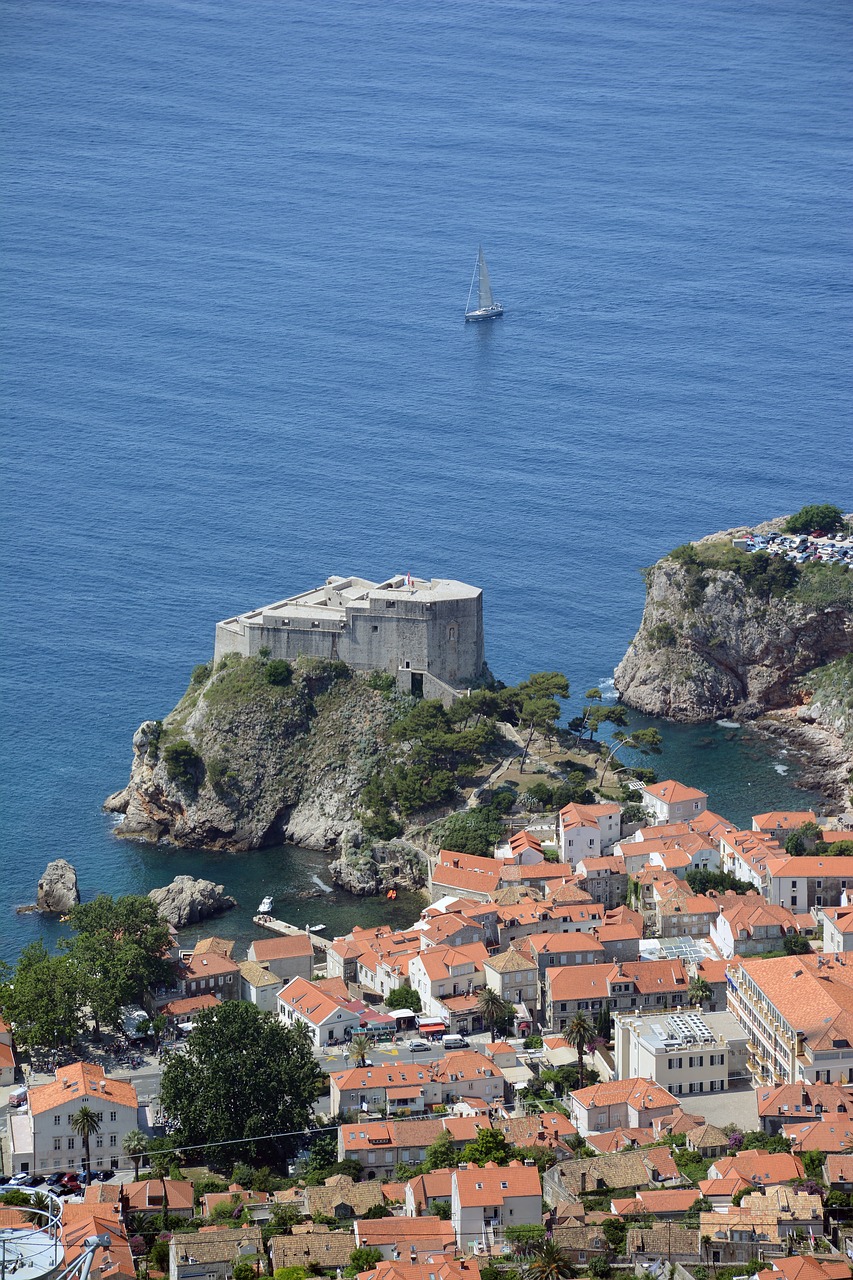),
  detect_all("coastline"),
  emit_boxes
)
[752,706,851,813]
